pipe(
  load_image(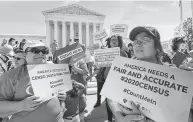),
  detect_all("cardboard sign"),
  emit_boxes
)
[94,47,120,67]
[101,56,193,122]
[54,42,86,64]
[93,29,108,40]
[27,64,72,101]
[86,43,100,55]
[110,24,128,38]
